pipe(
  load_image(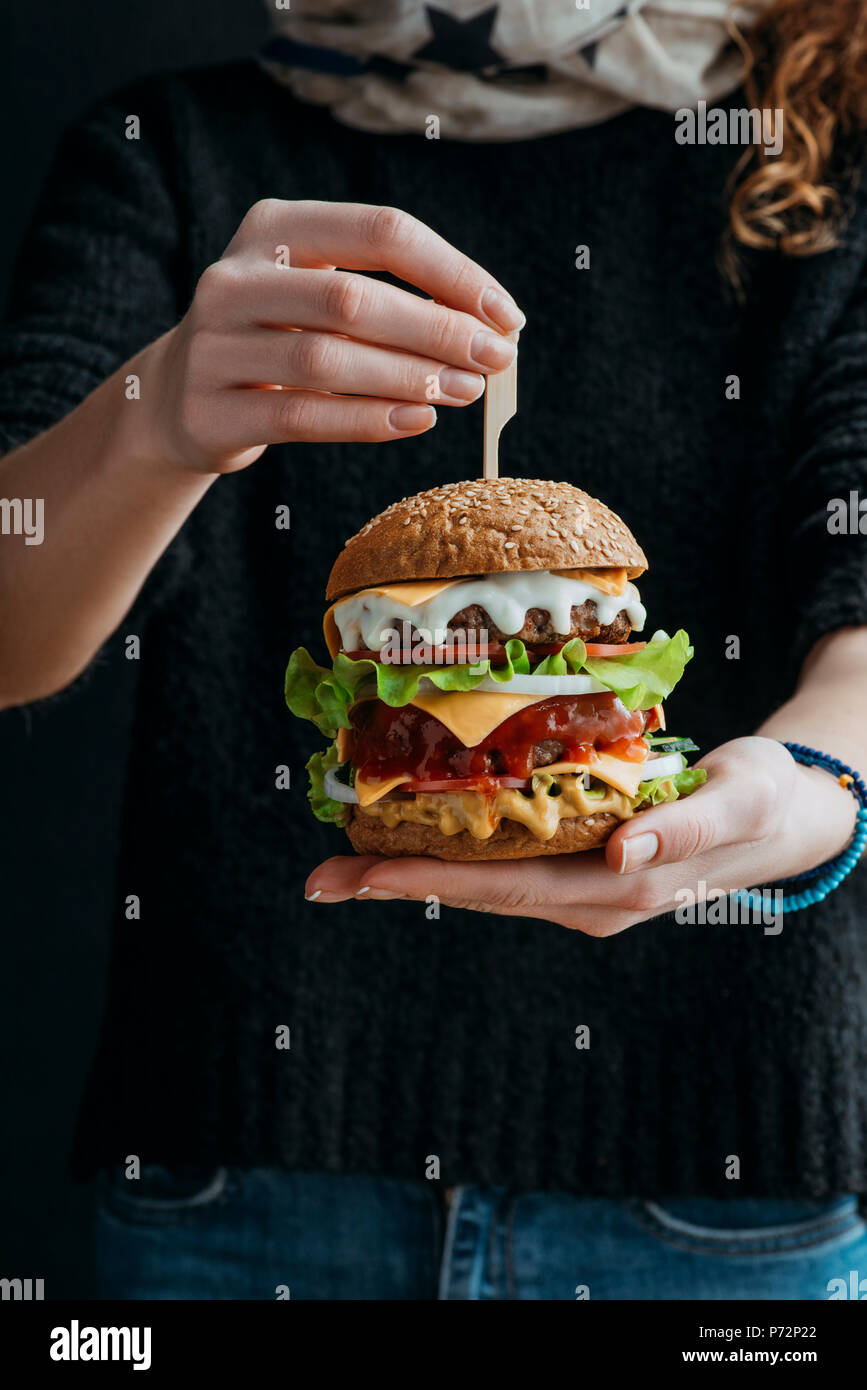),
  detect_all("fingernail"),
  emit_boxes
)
[305,890,322,901]
[438,368,485,402]
[480,288,526,333]
[306,890,351,903]
[618,832,659,874]
[389,404,437,432]
[362,888,407,901]
[470,331,517,371]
